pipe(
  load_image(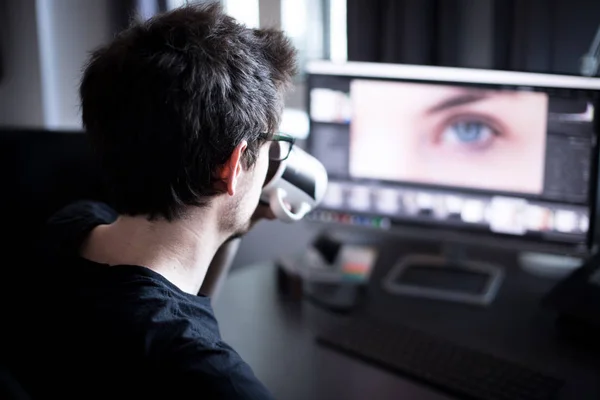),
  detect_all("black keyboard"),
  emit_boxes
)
[316,319,564,400]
